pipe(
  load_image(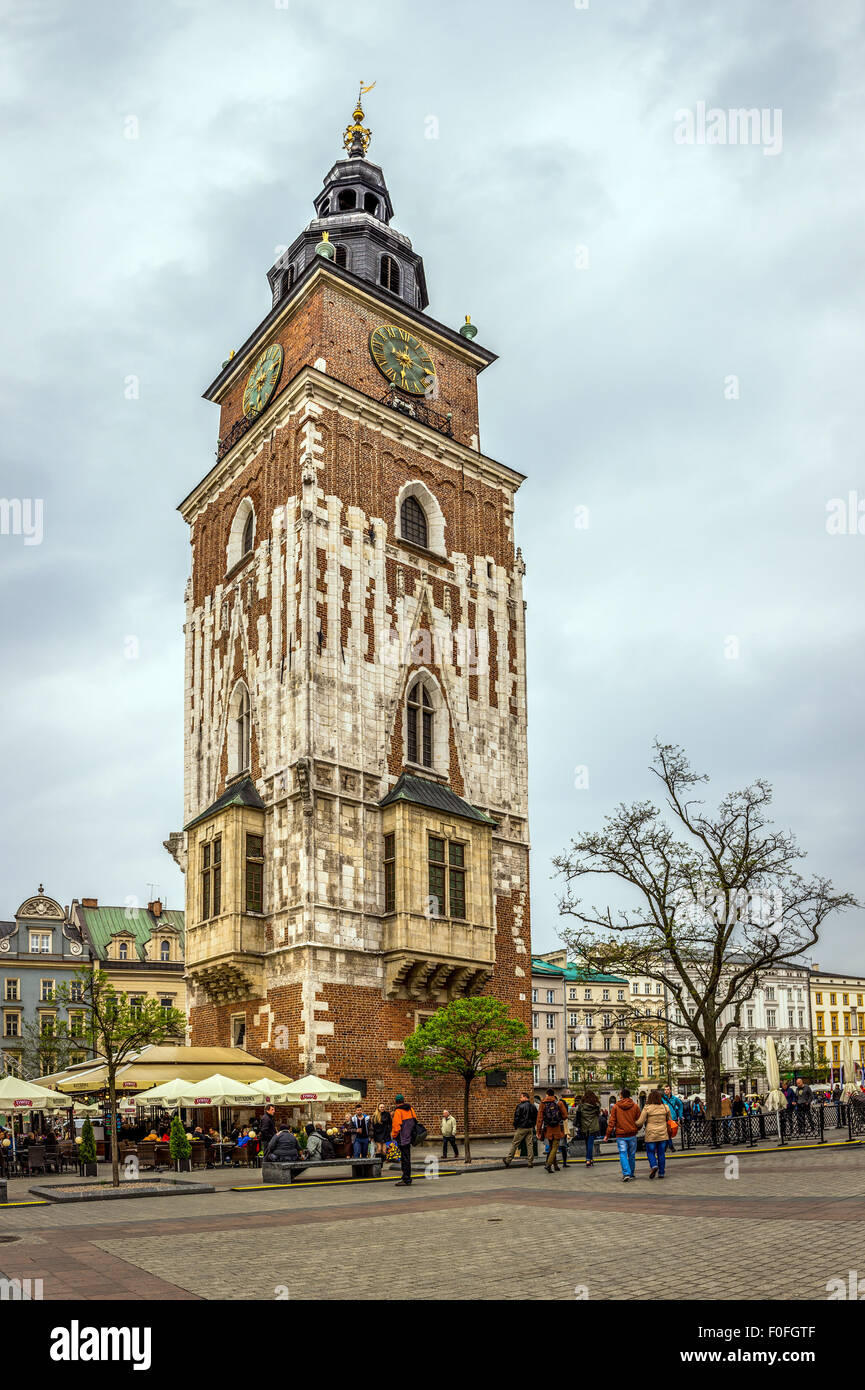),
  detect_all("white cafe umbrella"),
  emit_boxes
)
[841,1038,859,1101]
[764,1036,786,1113]
[276,1073,362,1125]
[0,1076,74,1159]
[134,1077,198,1109]
[249,1078,295,1103]
[173,1074,263,1146]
